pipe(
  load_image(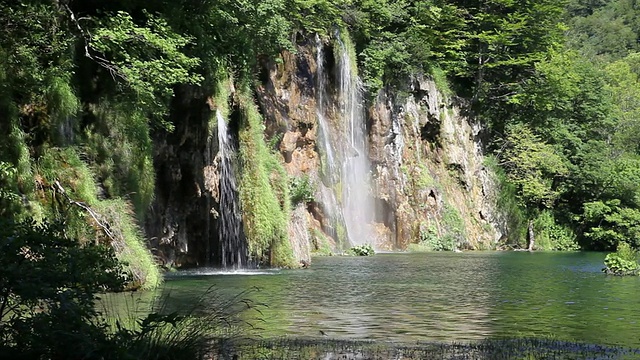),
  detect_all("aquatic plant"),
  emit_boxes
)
[348,244,375,256]
[603,242,640,275]
[99,286,263,360]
